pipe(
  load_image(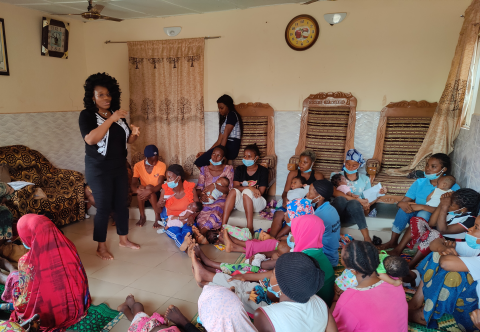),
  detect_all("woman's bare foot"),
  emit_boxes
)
[136,216,147,227]
[192,226,209,245]
[153,221,162,229]
[117,294,135,312]
[119,236,140,250]
[190,246,213,286]
[187,239,196,258]
[97,242,114,260]
[259,230,273,241]
[377,240,397,250]
[165,305,190,329]
[179,233,192,252]
[223,229,233,253]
